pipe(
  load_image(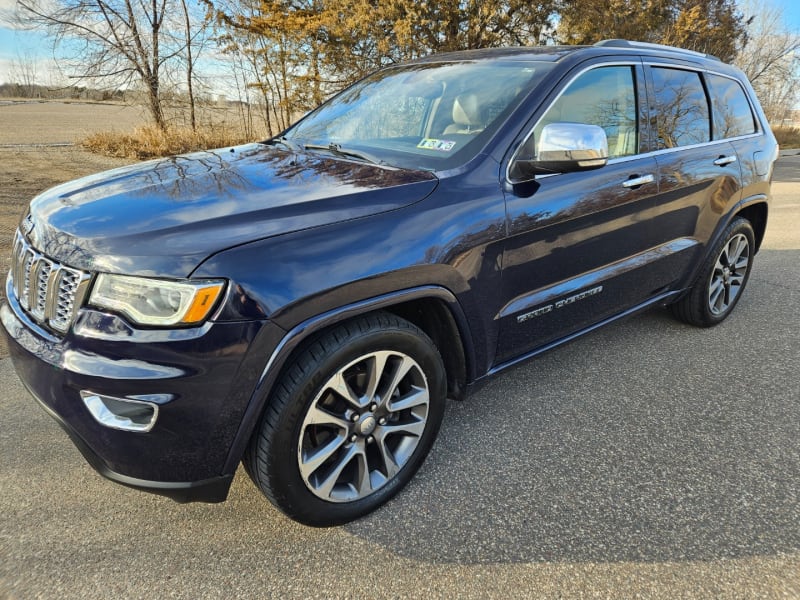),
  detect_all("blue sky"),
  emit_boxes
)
[1,0,799,86]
